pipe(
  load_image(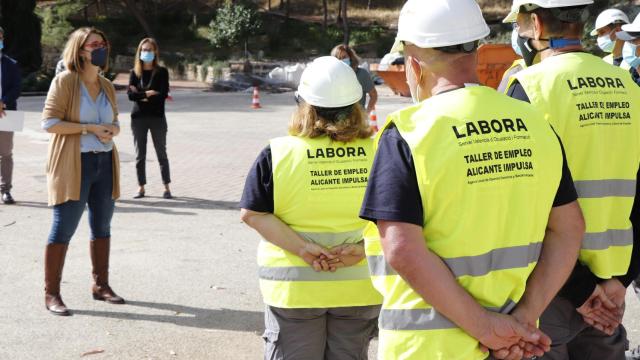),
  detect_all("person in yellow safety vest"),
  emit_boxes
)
[360,0,585,359]
[240,56,382,360]
[497,23,539,93]
[617,13,640,324]
[503,0,640,358]
[591,9,631,70]
[618,14,640,87]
